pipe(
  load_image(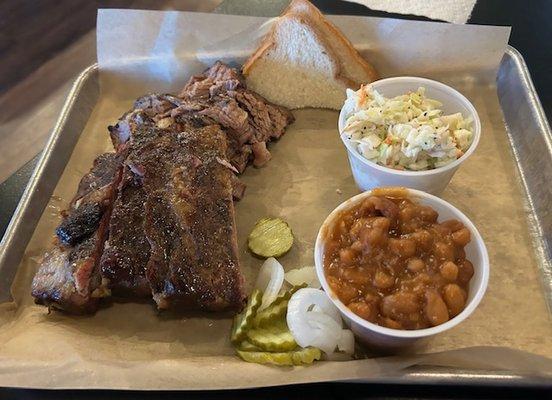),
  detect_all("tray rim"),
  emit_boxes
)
[498,46,552,313]
[0,46,551,389]
[0,64,98,296]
